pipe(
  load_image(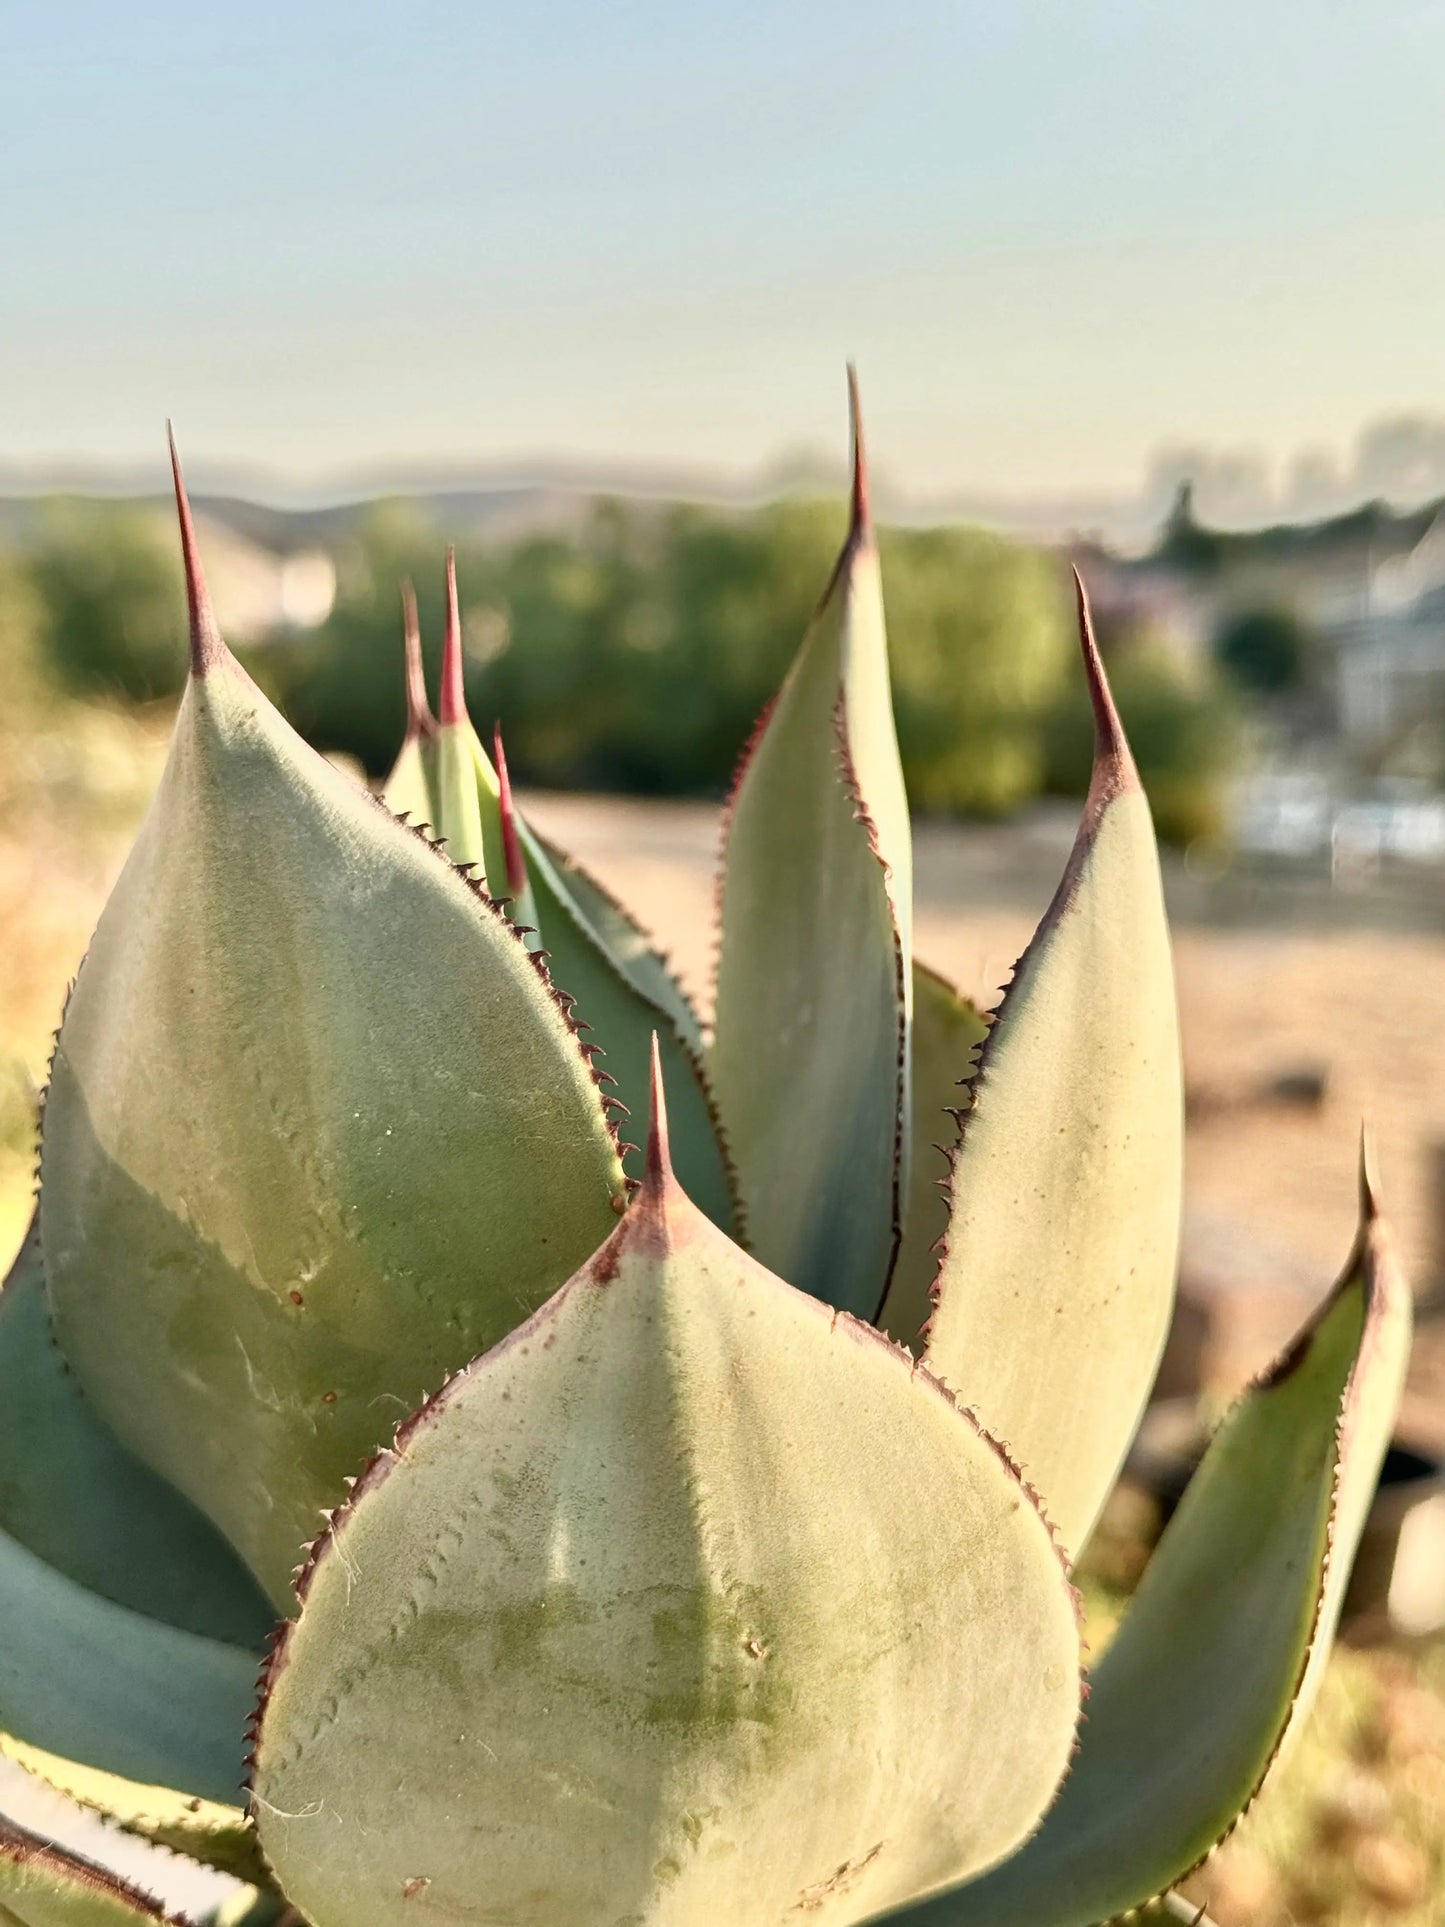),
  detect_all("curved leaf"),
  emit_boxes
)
[253,1049,1079,1927]
[876,1158,1409,1927]
[536,833,704,1055]
[711,376,912,1318]
[508,793,737,1226]
[0,1526,256,1809]
[924,575,1182,1557]
[0,1223,271,1647]
[0,1816,181,1926]
[39,444,626,1607]
[878,965,987,1352]
[0,1743,263,1891]
[0,1227,265,1817]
